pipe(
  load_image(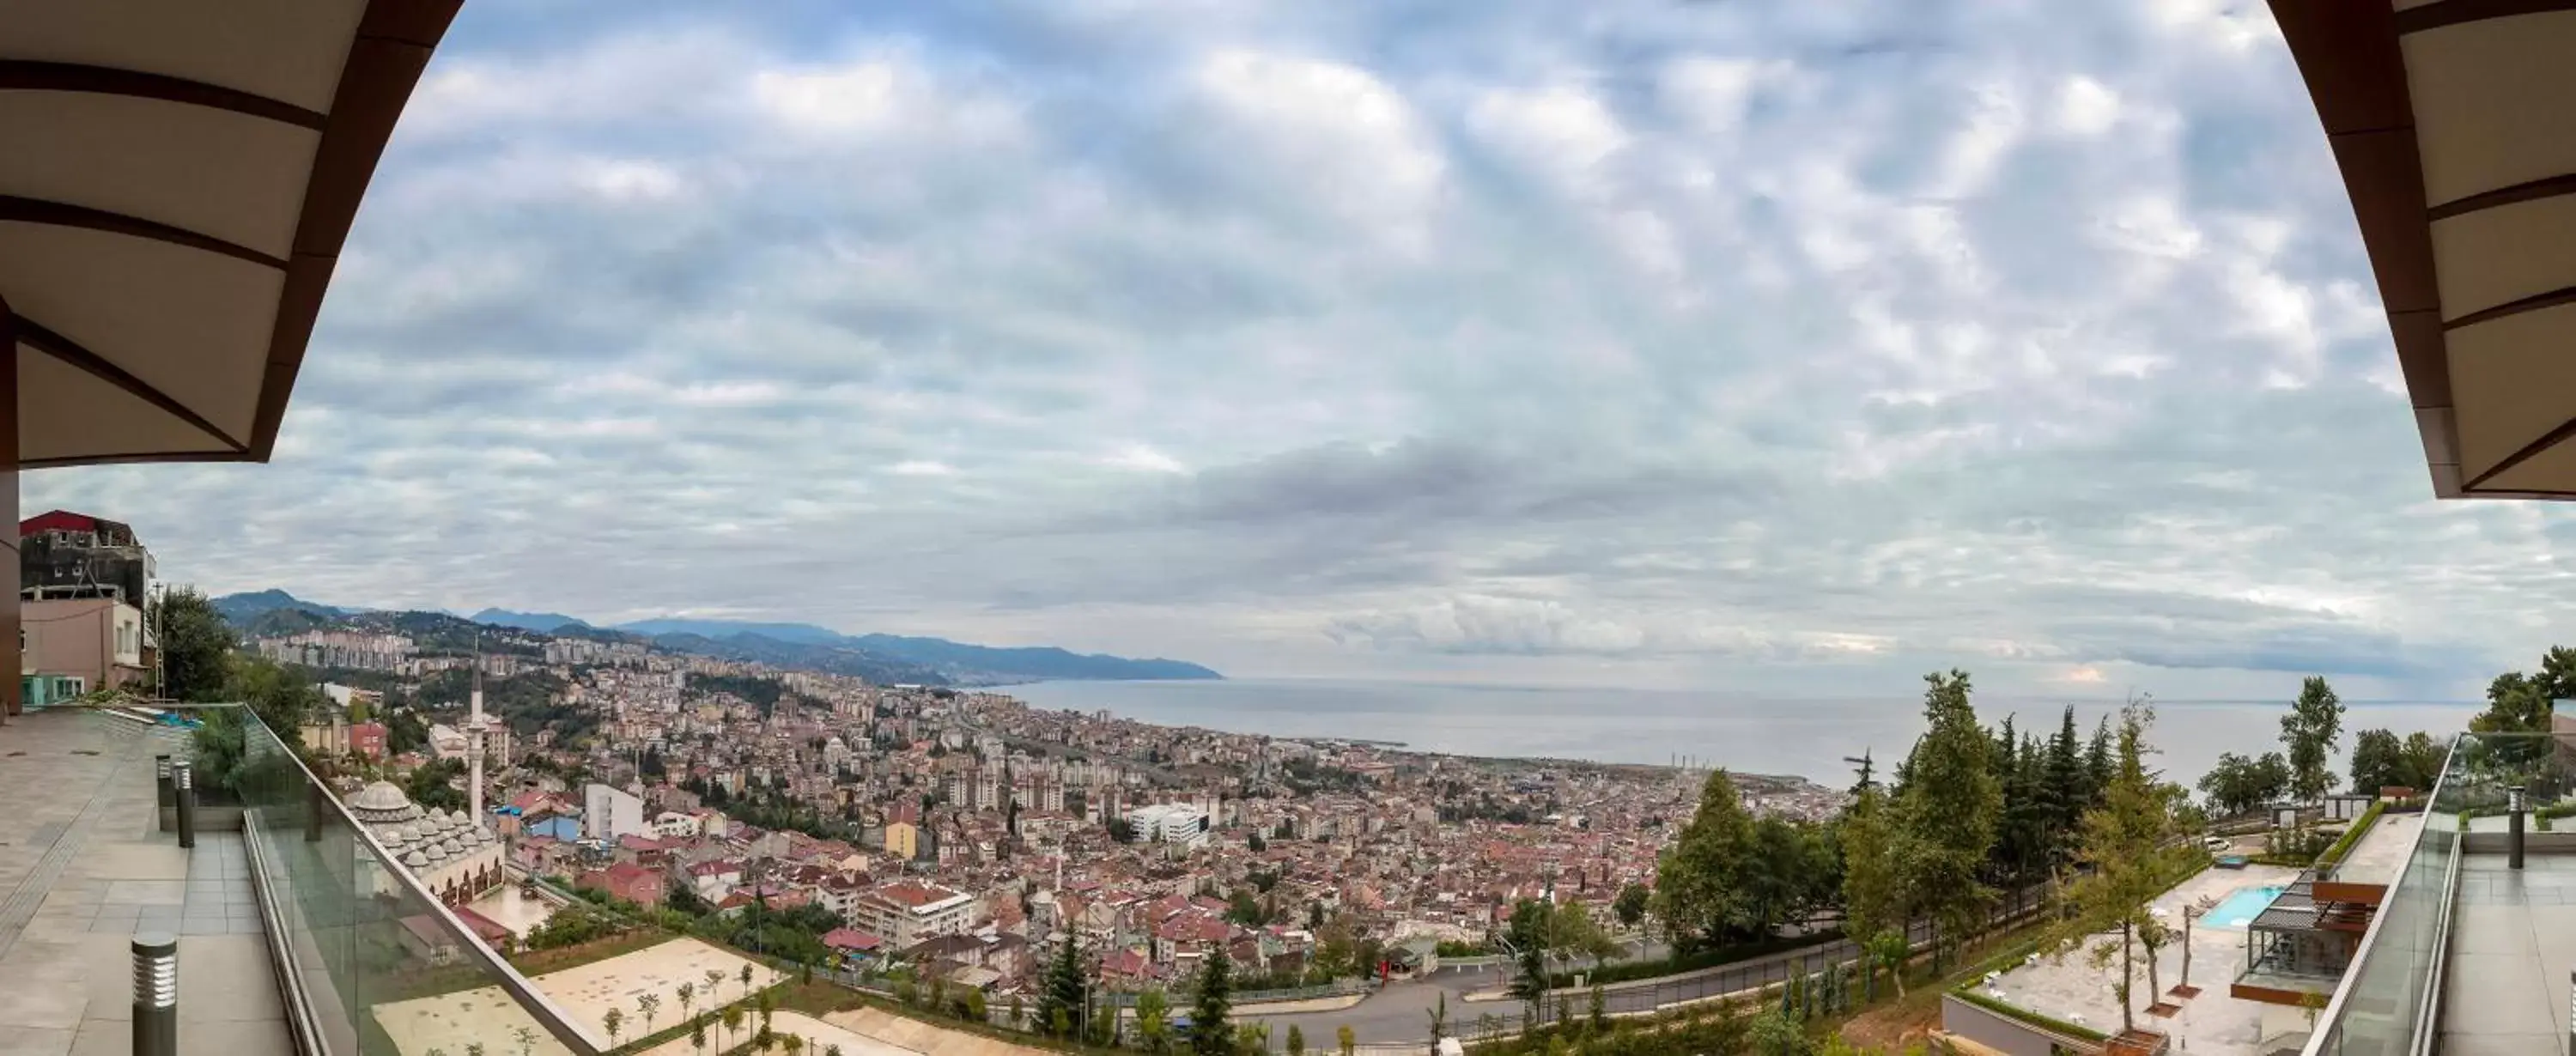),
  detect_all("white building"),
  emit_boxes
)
[651,810,701,840]
[1126,803,1210,850]
[822,736,851,774]
[584,783,647,841]
[848,880,977,950]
